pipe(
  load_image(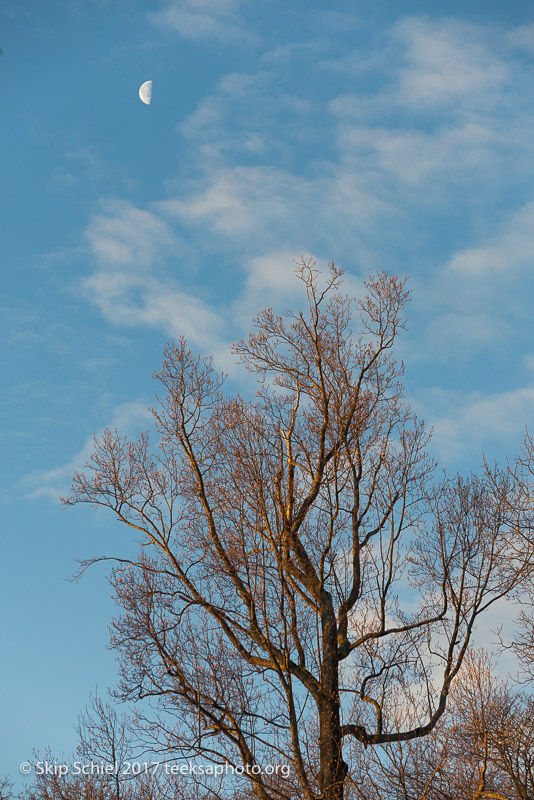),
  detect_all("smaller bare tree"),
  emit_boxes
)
[76,694,134,800]
[23,748,110,800]
[496,432,534,682]
[0,777,14,800]
[348,650,534,800]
